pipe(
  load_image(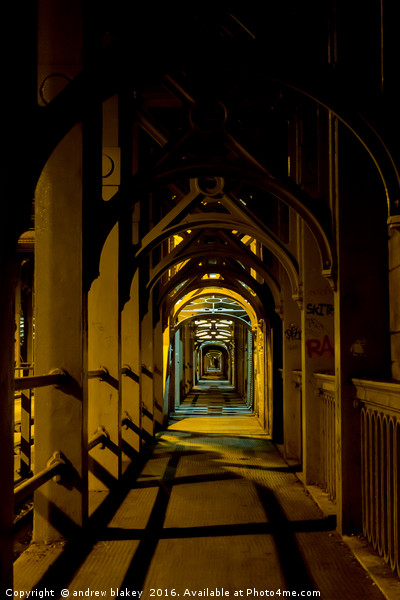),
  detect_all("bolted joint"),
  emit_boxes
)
[46,450,67,483]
